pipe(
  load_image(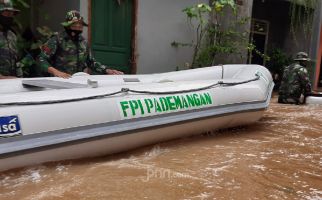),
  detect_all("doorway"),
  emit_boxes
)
[249,19,269,66]
[91,0,133,74]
